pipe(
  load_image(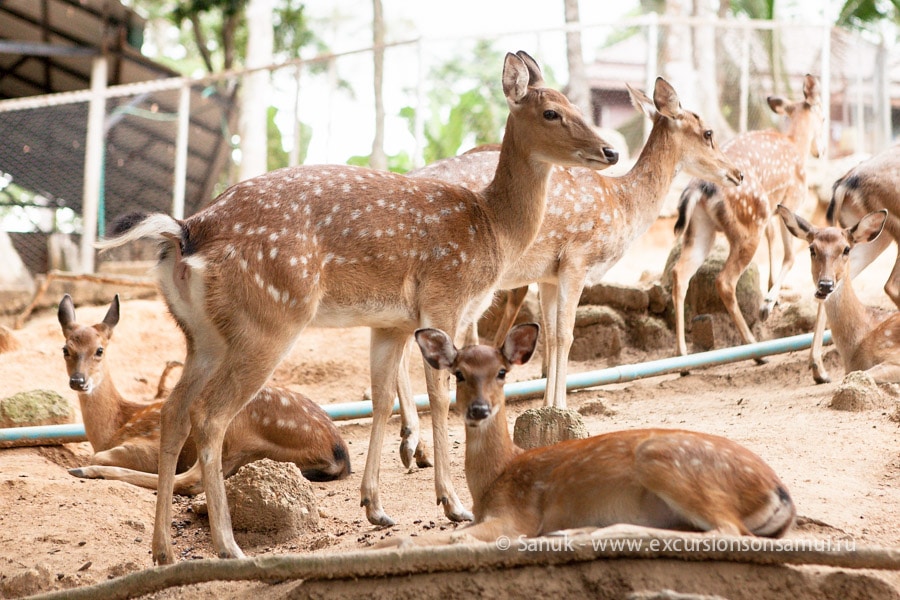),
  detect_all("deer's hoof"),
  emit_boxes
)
[439,497,474,522]
[754,356,769,366]
[759,302,774,322]
[362,499,397,527]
